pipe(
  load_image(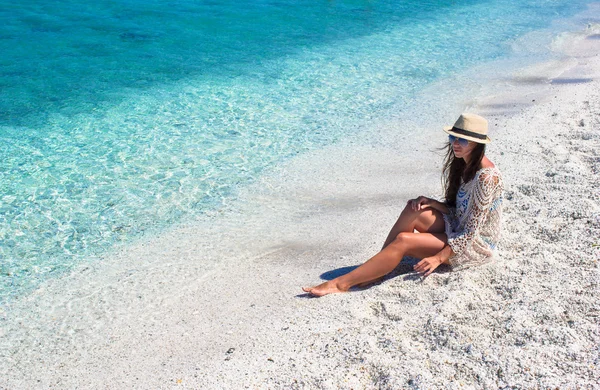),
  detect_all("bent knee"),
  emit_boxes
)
[393,232,412,244]
[400,203,419,218]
